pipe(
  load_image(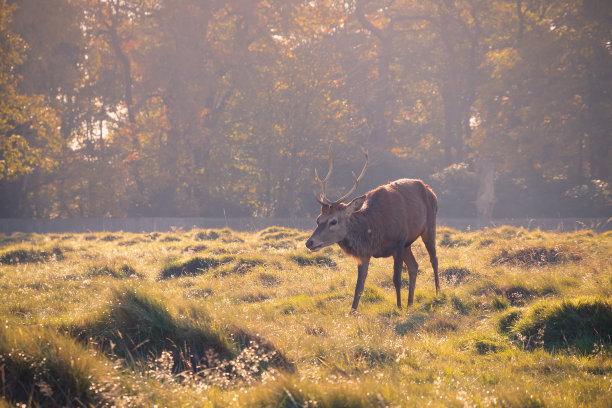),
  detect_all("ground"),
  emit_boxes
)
[0,226,610,407]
